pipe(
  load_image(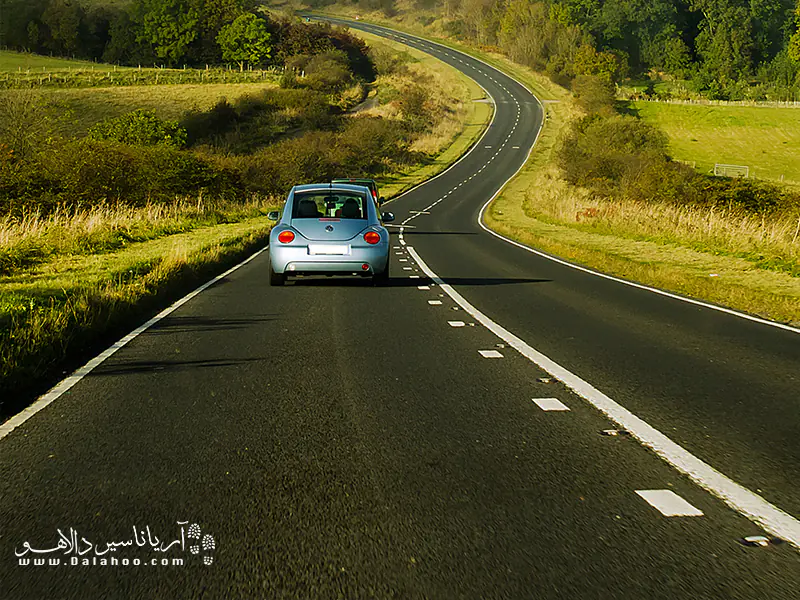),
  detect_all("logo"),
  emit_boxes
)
[15,521,216,568]
[187,523,216,565]
[325,225,334,232]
